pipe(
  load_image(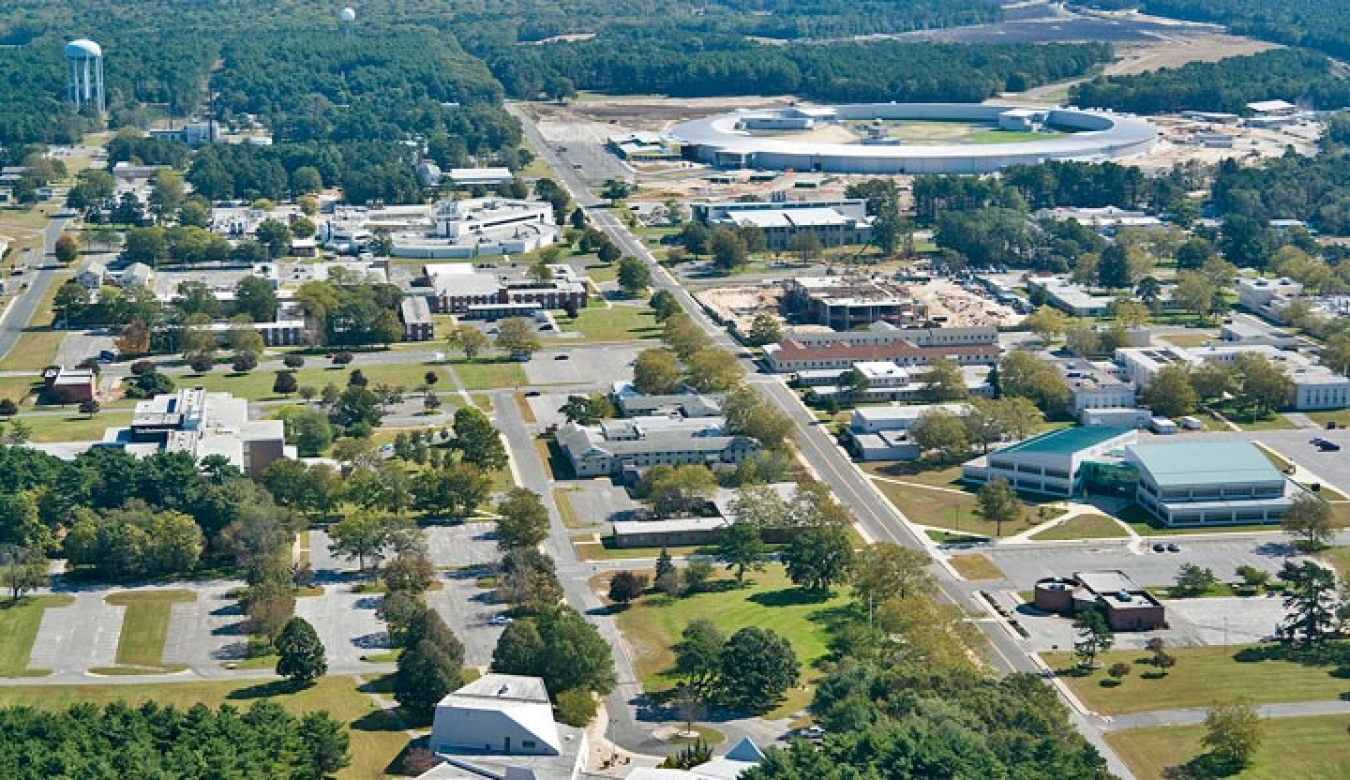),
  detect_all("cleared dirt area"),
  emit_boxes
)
[1106,33,1280,76]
